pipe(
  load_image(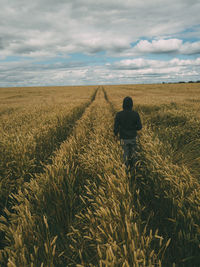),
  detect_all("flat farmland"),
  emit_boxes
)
[0,84,200,266]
